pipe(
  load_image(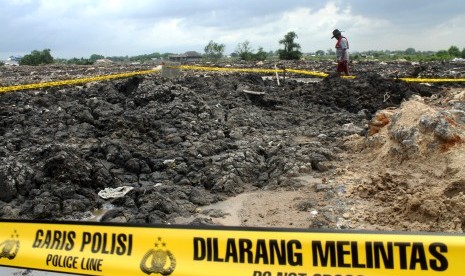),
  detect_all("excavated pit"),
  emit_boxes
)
[1,61,464,231]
